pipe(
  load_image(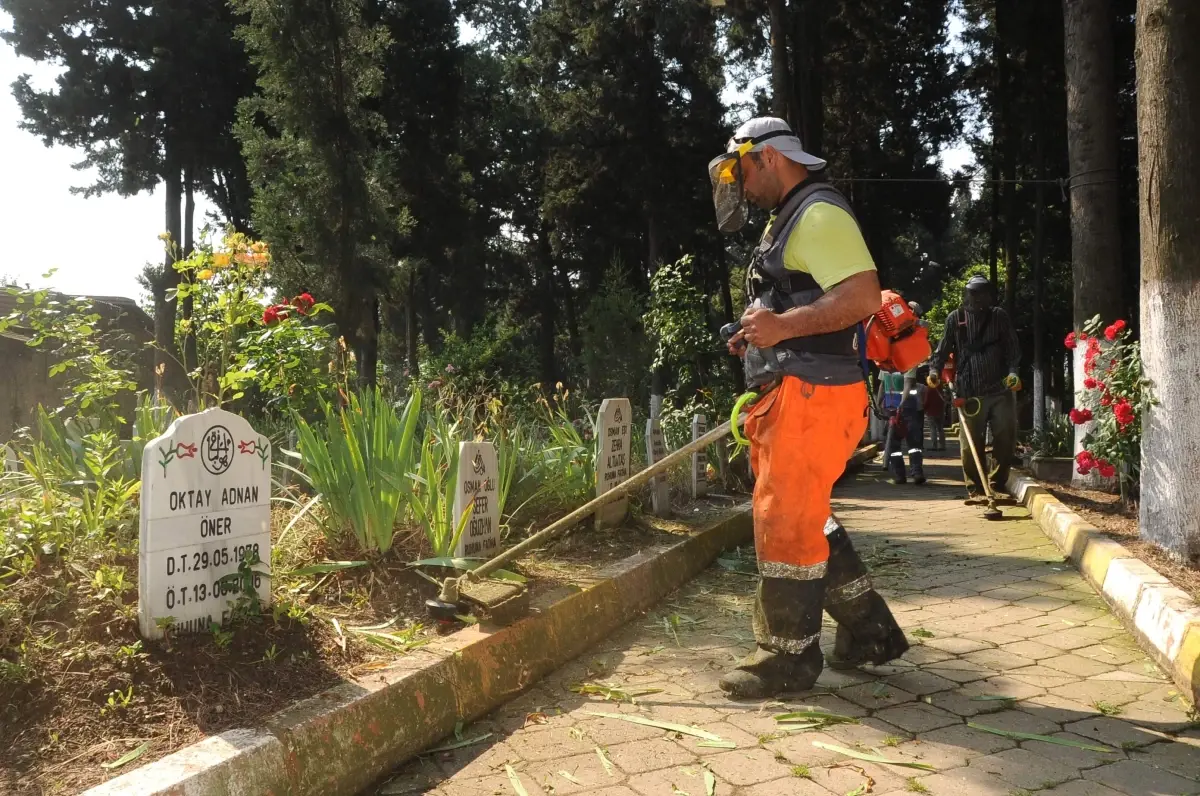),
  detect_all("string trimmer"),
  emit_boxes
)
[954,395,1003,521]
[425,381,777,624]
